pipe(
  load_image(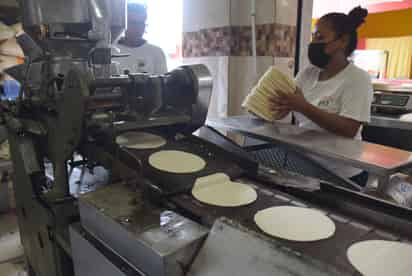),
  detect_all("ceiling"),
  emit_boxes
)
[366,0,403,3]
